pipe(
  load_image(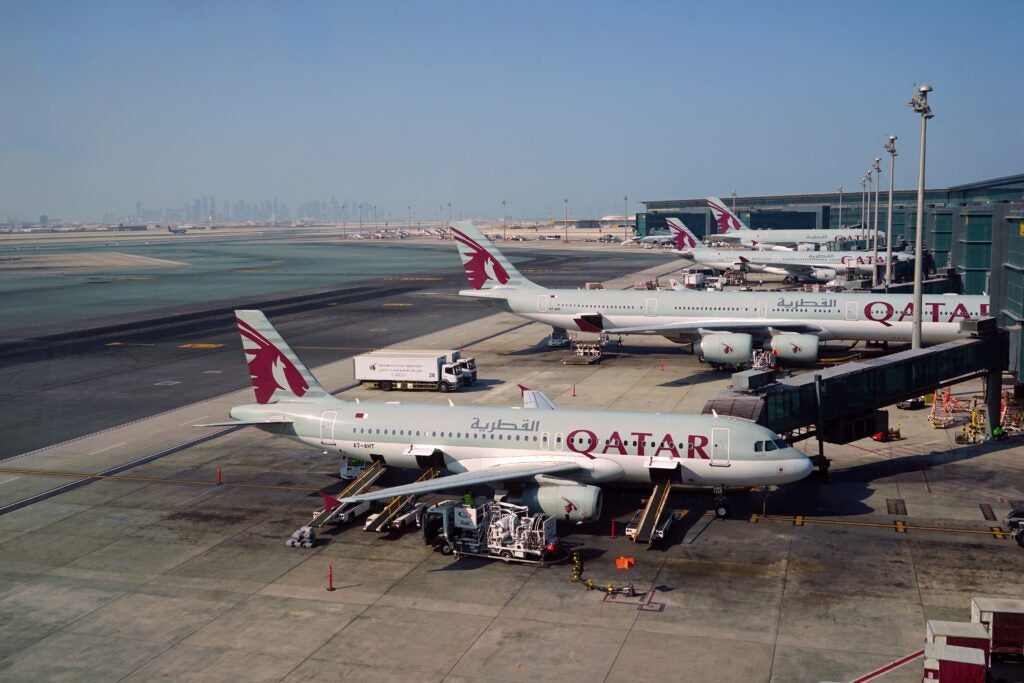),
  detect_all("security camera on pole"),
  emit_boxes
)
[908,84,934,349]
[884,135,897,290]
